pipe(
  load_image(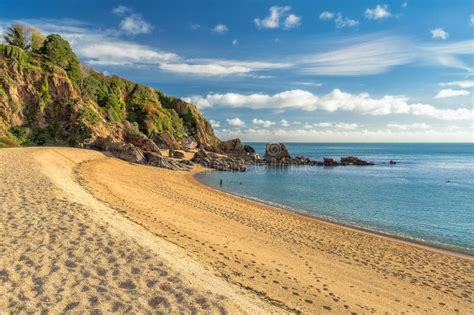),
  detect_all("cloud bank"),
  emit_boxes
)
[183,89,473,121]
